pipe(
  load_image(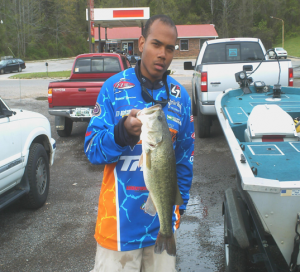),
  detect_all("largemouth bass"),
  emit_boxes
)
[137,104,183,256]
